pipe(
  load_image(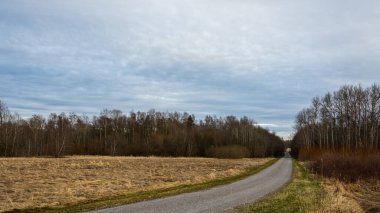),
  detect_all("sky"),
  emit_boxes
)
[1,0,380,139]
